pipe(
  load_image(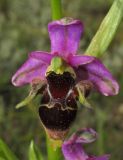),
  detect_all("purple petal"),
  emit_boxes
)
[30,51,54,64]
[62,143,88,160]
[74,58,119,96]
[62,128,96,160]
[48,17,83,59]
[65,128,97,145]
[88,155,110,160]
[11,51,52,86]
[85,59,119,96]
[75,128,97,144]
[62,128,110,160]
[69,55,94,66]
